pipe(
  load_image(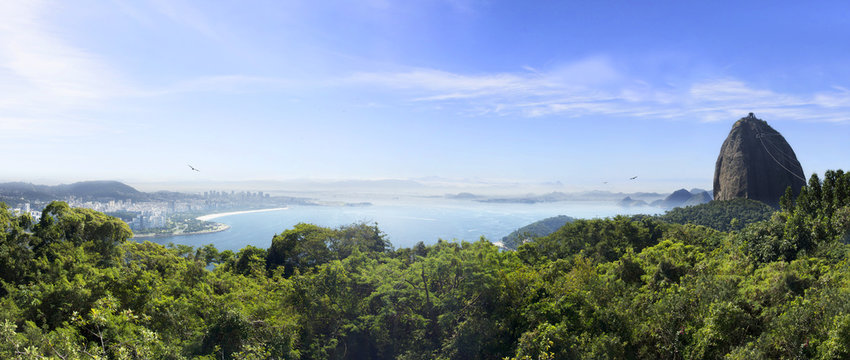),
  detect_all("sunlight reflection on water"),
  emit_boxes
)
[144,199,660,251]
